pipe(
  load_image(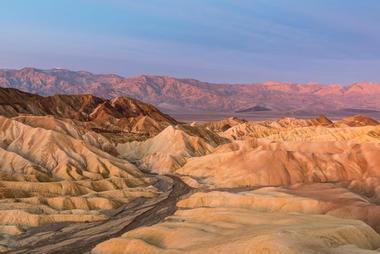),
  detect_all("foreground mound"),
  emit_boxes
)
[92,186,380,254]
